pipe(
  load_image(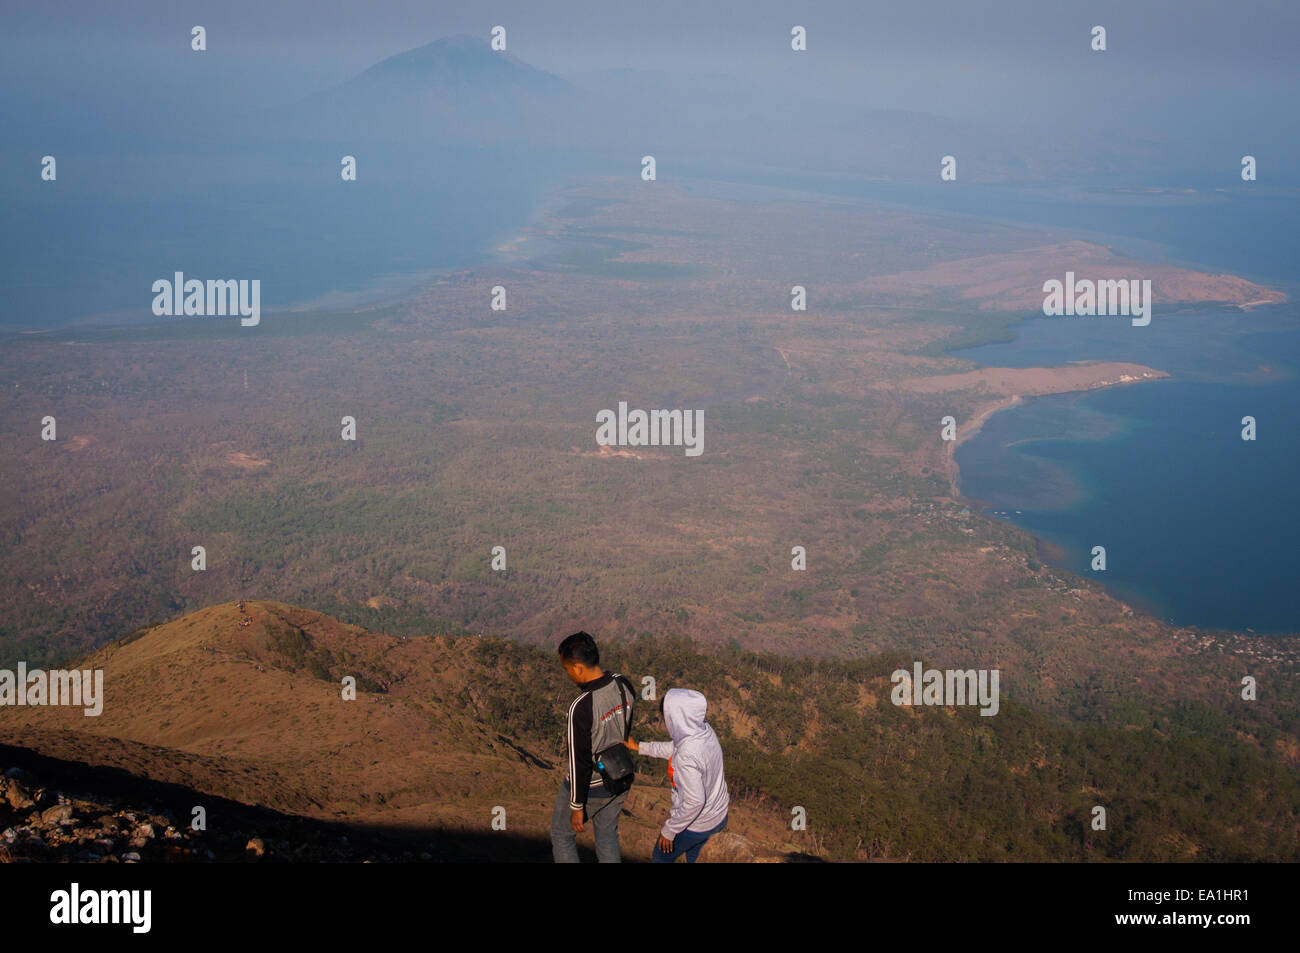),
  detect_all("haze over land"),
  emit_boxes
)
[2,177,1286,669]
